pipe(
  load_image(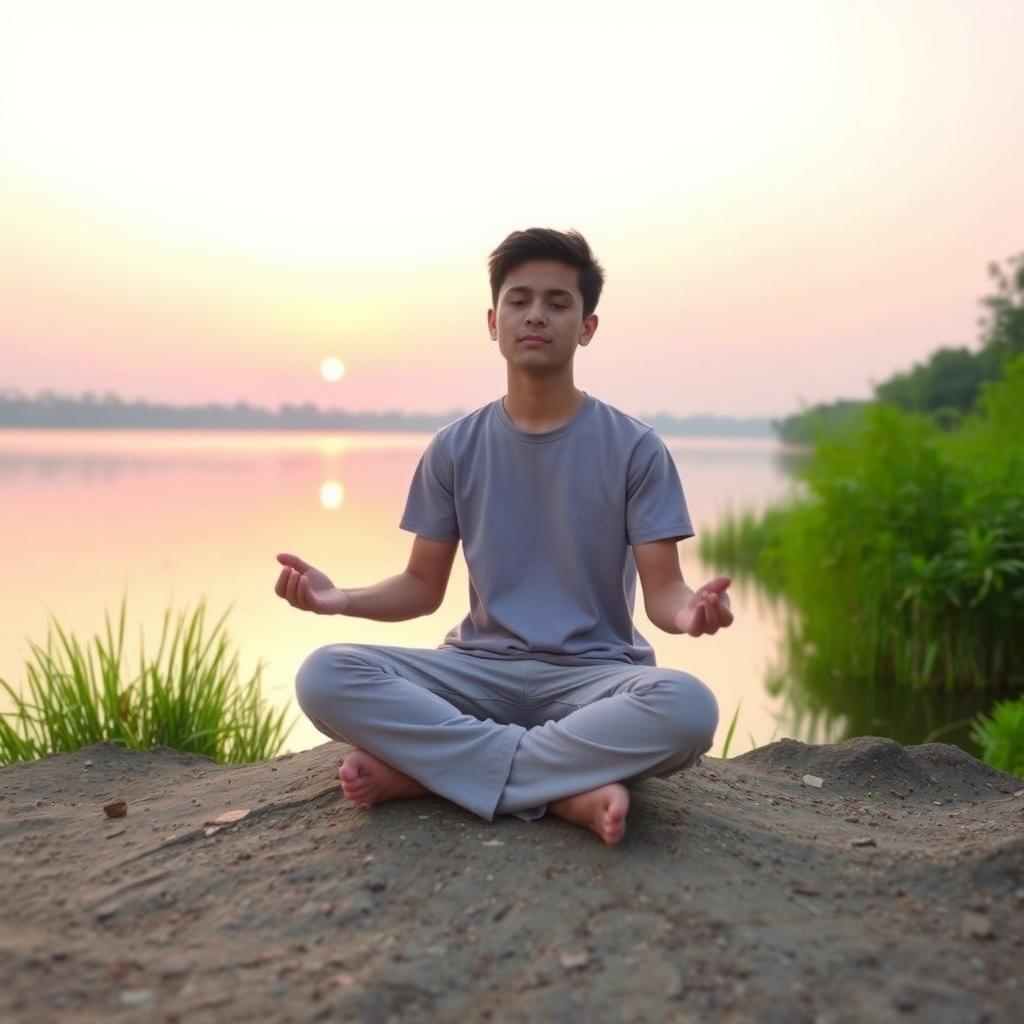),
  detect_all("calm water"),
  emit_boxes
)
[1,429,824,757]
